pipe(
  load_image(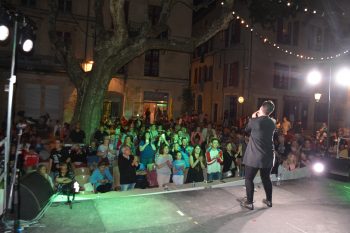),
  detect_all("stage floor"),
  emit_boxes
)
[25,177,350,233]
